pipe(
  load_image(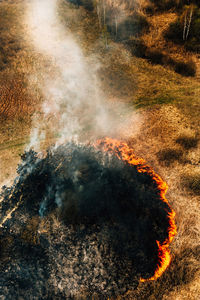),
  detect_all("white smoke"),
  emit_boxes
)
[25,0,140,148]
